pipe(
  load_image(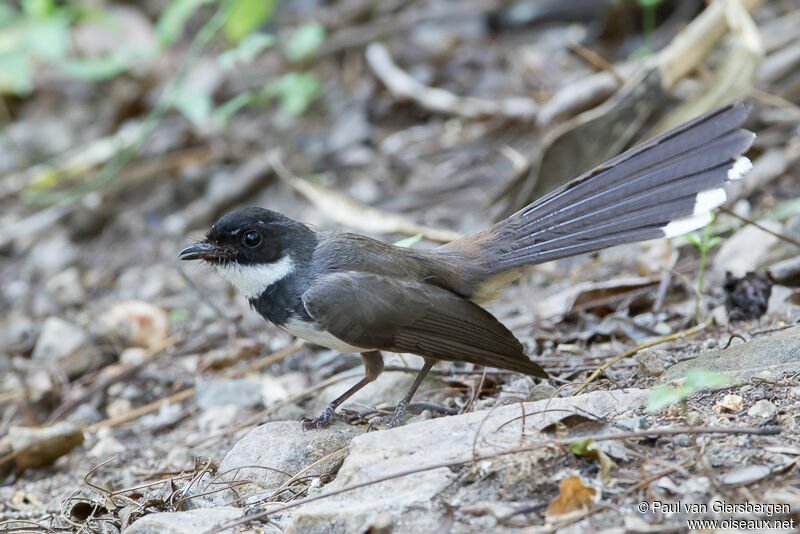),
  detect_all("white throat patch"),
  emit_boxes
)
[215,255,295,298]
